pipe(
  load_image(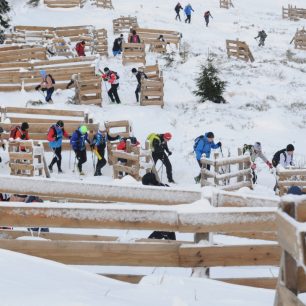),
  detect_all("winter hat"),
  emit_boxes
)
[56,120,64,128]
[206,132,214,139]
[164,132,172,141]
[104,67,110,73]
[81,40,86,45]
[253,142,262,151]
[79,125,88,135]
[39,70,47,77]
[120,34,124,38]
[21,122,29,131]
[99,123,106,131]
[286,144,295,152]
[131,68,137,73]
[0,126,3,134]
